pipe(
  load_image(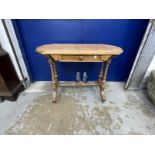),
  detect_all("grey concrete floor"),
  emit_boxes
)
[0,82,155,135]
